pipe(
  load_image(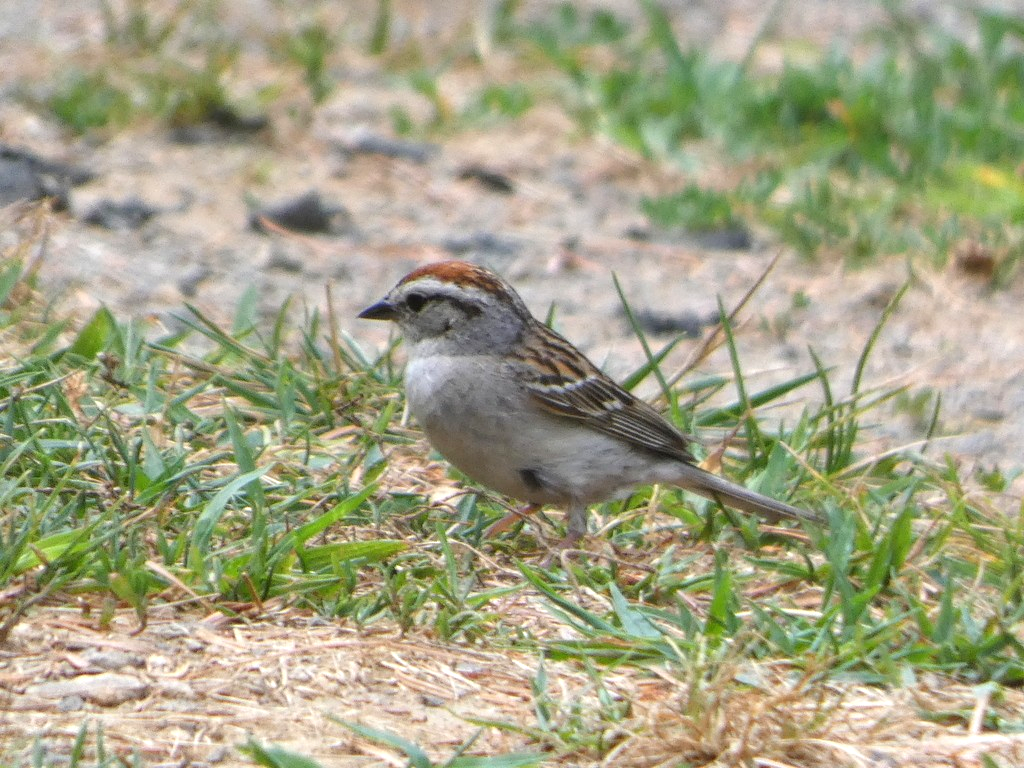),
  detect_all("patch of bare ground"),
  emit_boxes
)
[3,604,1024,768]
